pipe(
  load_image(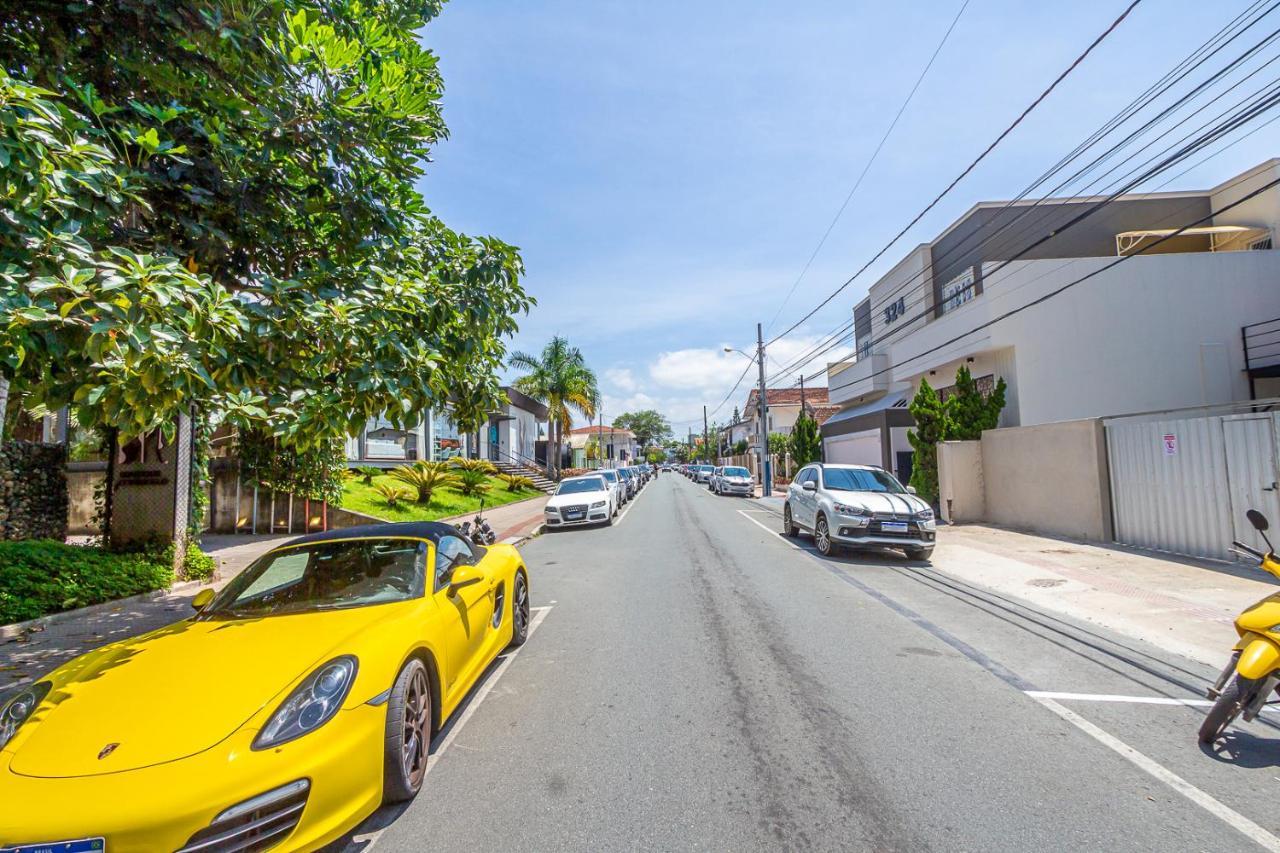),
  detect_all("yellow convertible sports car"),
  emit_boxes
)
[0,521,531,852]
